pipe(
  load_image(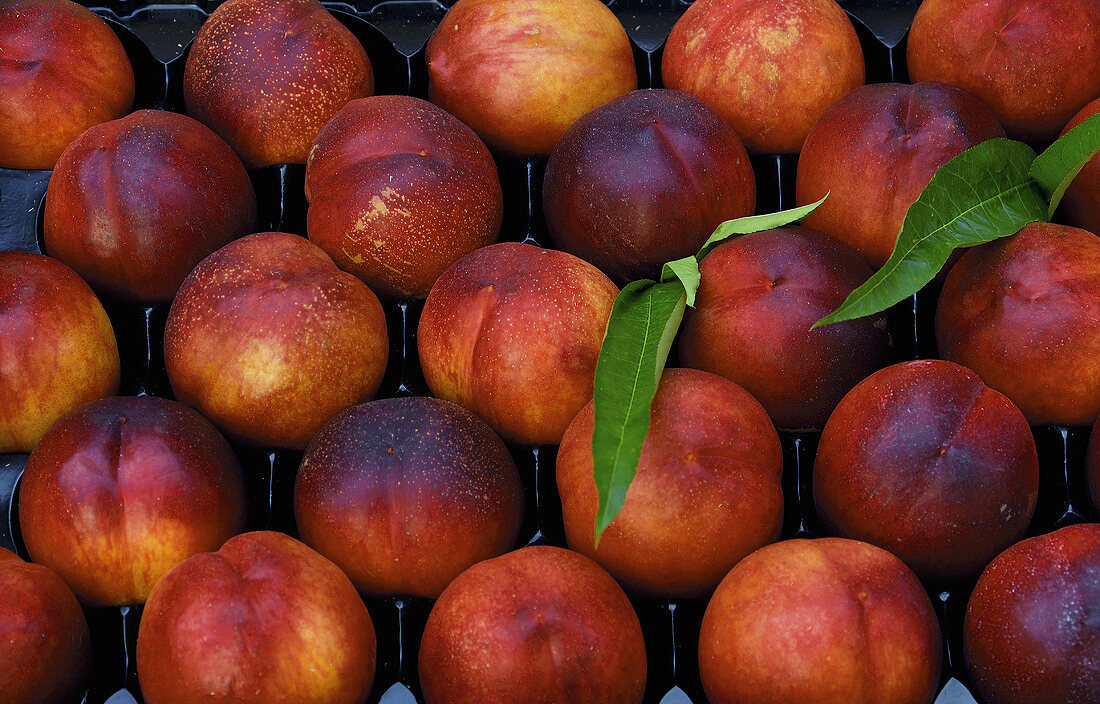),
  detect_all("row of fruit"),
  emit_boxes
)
[2,0,1100,703]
